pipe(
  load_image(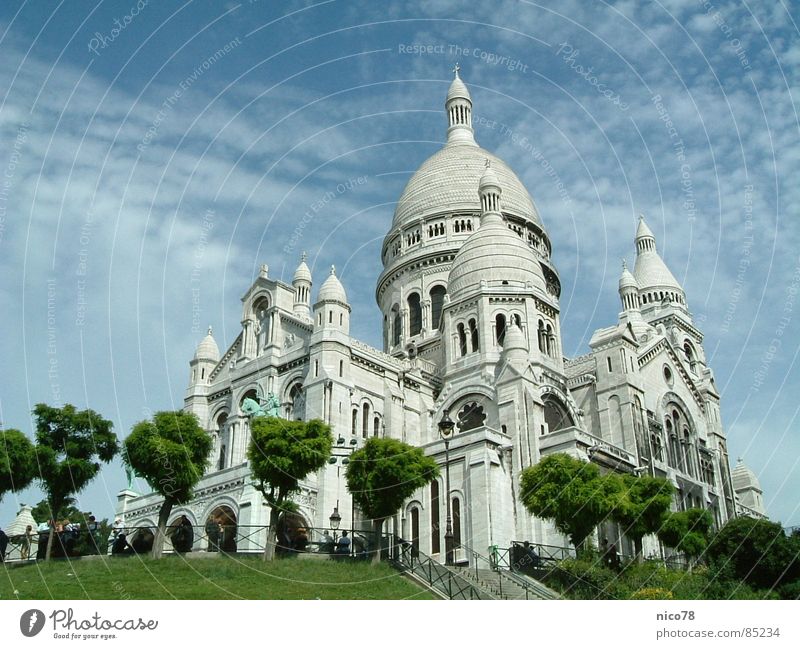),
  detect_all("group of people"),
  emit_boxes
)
[0,516,105,561]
